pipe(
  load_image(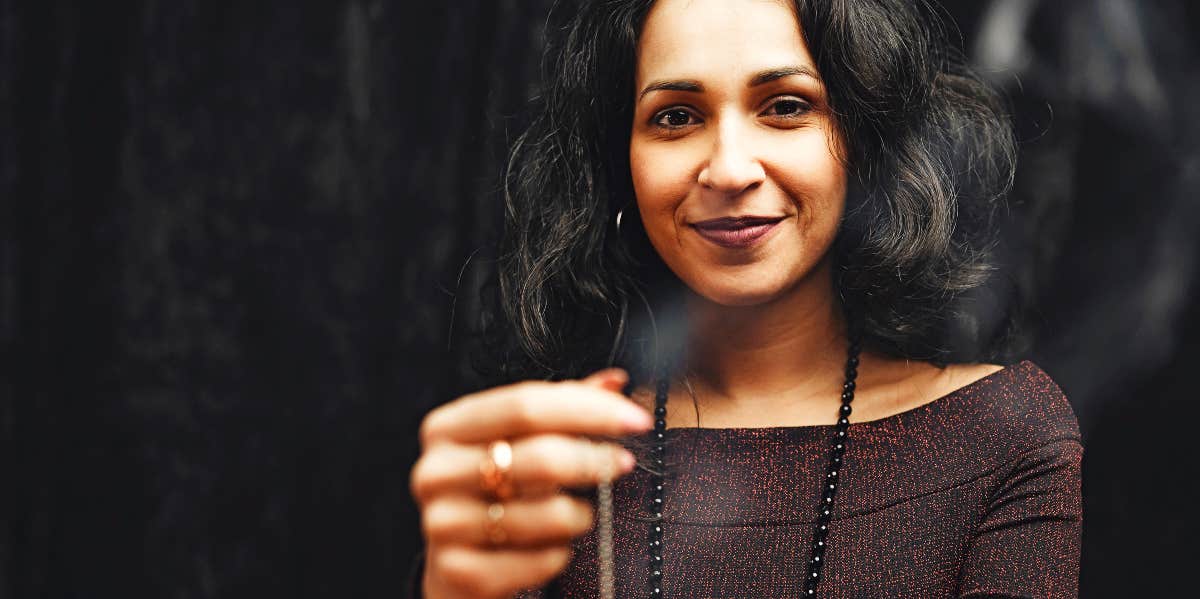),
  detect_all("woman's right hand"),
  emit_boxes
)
[410,368,652,599]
